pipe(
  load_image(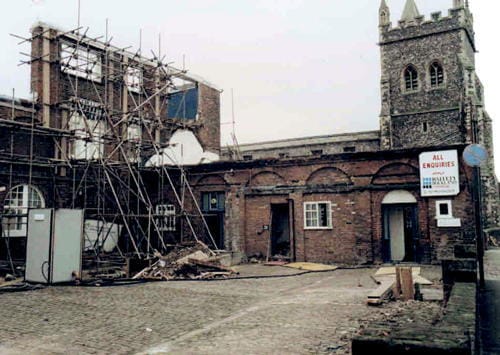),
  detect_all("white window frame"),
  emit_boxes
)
[125,67,143,93]
[61,43,102,82]
[435,200,453,219]
[2,185,45,237]
[304,201,332,230]
[156,204,176,232]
